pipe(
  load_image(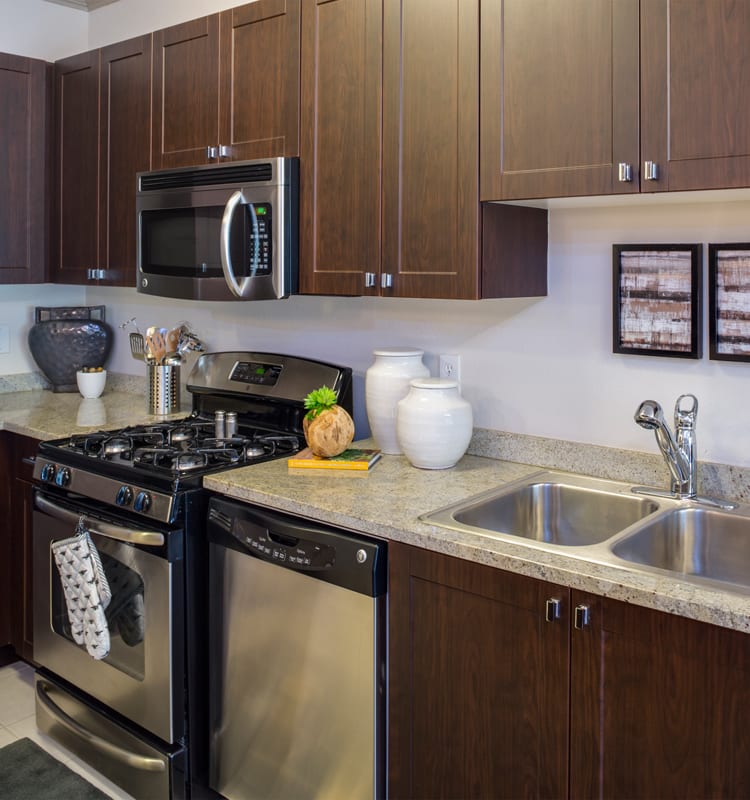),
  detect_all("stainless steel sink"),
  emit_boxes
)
[611,507,750,589]
[421,471,661,547]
